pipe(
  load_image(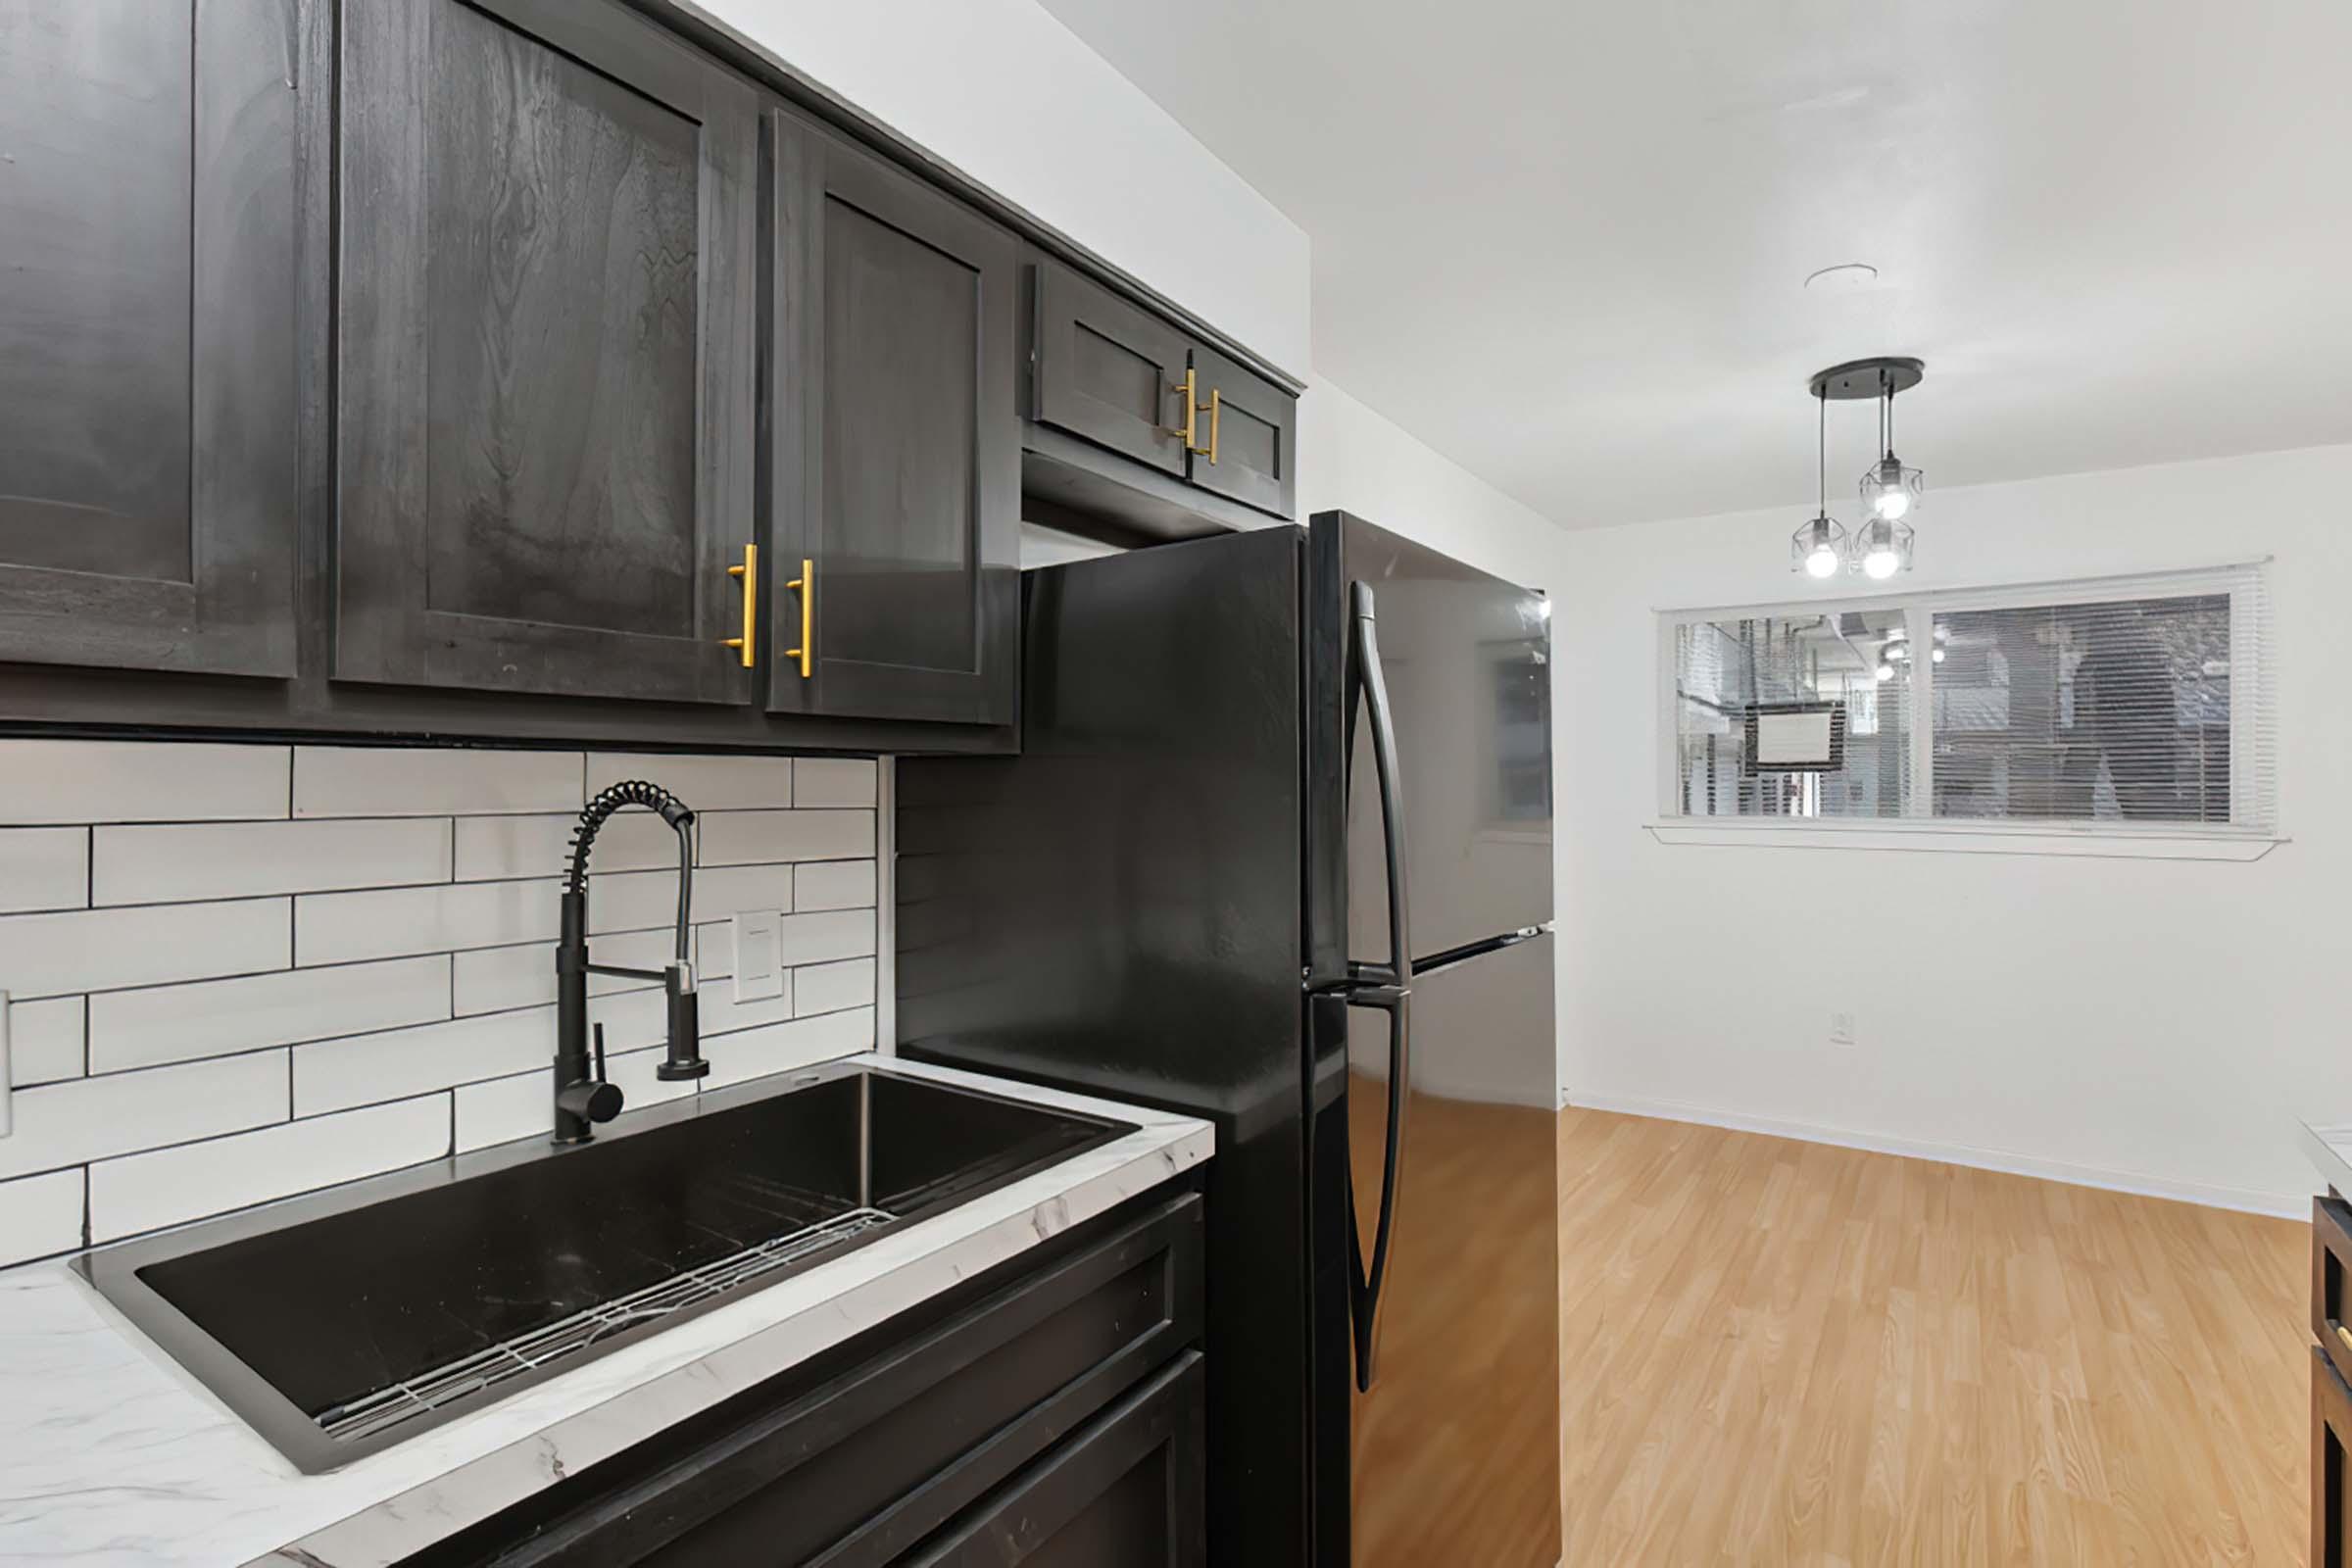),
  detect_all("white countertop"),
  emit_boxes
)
[0,1055,1212,1568]
[2302,1120,2352,1200]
